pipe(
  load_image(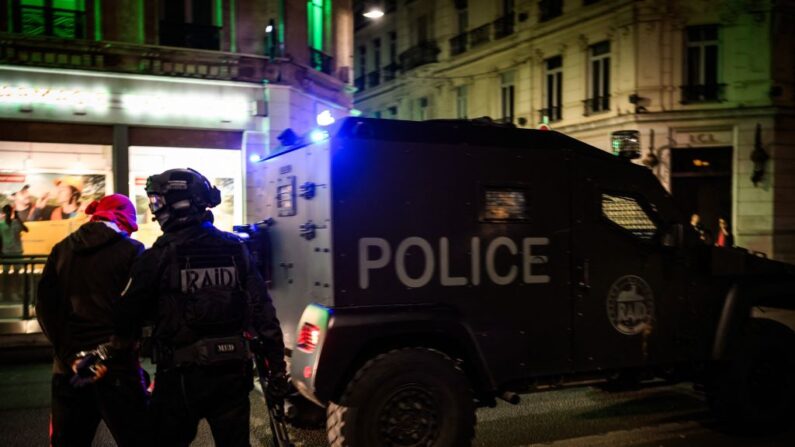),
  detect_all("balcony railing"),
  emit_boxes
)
[680,83,726,103]
[368,70,381,87]
[450,32,468,56]
[355,75,366,91]
[0,34,352,103]
[399,41,440,72]
[470,23,491,48]
[383,63,399,82]
[309,48,334,75]
[493,13,515,39]
[13,5,86,39]
[583,96,610,115]
[159,21,220,50]
[538,106,562,122]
